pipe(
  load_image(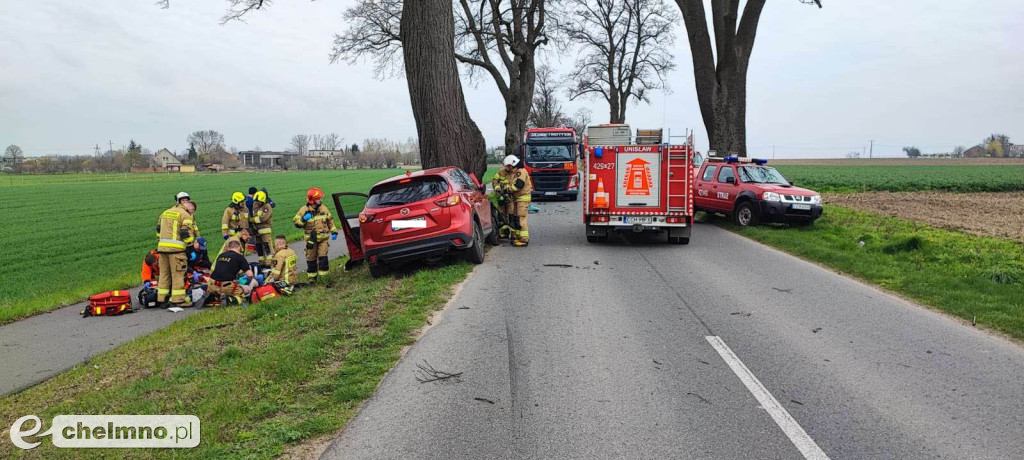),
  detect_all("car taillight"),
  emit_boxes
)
[435,195,461,207]
[359,212,375,223]
[452,238,465,245]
